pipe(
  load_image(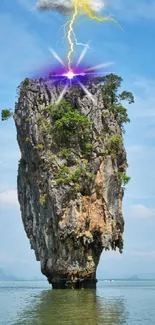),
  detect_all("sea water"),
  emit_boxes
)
[0,280,155,325]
